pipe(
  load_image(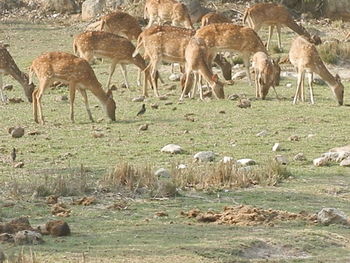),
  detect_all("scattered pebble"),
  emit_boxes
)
[139,124,148,131]
[294,153,306,161]
[272,143,281,152]
[132,96,145,102]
